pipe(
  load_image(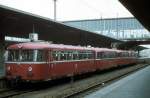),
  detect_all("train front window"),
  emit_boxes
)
[7,50,44,62]
[7,50,20,62]
[21,50,34,61]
